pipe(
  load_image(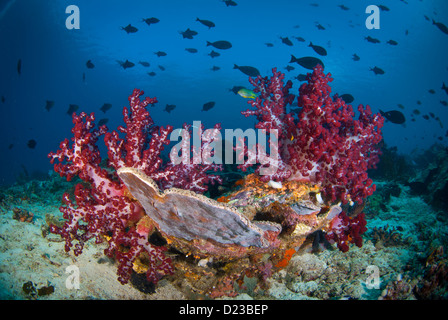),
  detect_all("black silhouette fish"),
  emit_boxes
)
[17,59,22,75]
[100,103,112,113]
[289,55,324,70]
[208,50,220,58]
[339,94,354,104]
[433,20,448,35]
[265,43,274,47]
[158,65,165,71]
[147,72,156,76]
[308,42,327,56]
[440,100,448,106]
[1,95,5,103]
[180,28,198,39]
[442,83,448,95]
[380,110,406,124]
[315,23,325,30]
[338,4,349,10]
[207,40,232,50]
[45,100,55,112]
[202,101,215,111]
[294,36,306,42]
[121,24,138,34]
[82,72,85,82]
[352,53,360,61]
[233,64,260,77]
[67,104,79,115]
[117,60,135,69]
[196,18,215,28]
[413,109,421,115]
[223,0,237,7]
[154,51,167,57]
[280,37,293,46]
[370,66,385,75]
[294,74,307,82]
[387,40,398,45]
[423,115,430,120]
[428,89,435,94]
[138,61,150,67]
[27,139,37,149]
[185,48,198,53]
[86,60,95,69]
[98,118,109,126]
[365,36,380,43]
[142,17,160,26]
[165,104,176,113]
[211,66,220,71]
[285,65,295,72]
[378,5,389,11]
